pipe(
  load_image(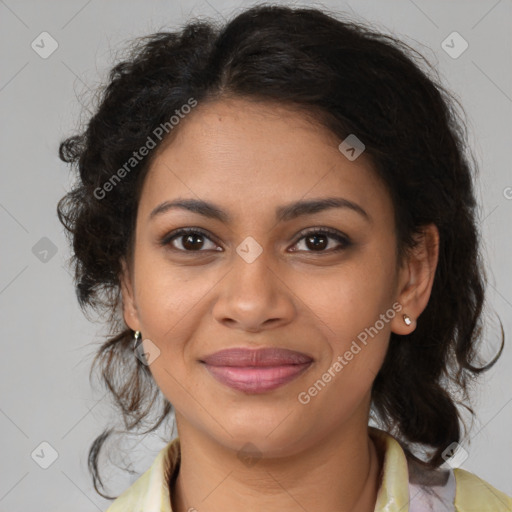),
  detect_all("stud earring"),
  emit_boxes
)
[403,314,412,326]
